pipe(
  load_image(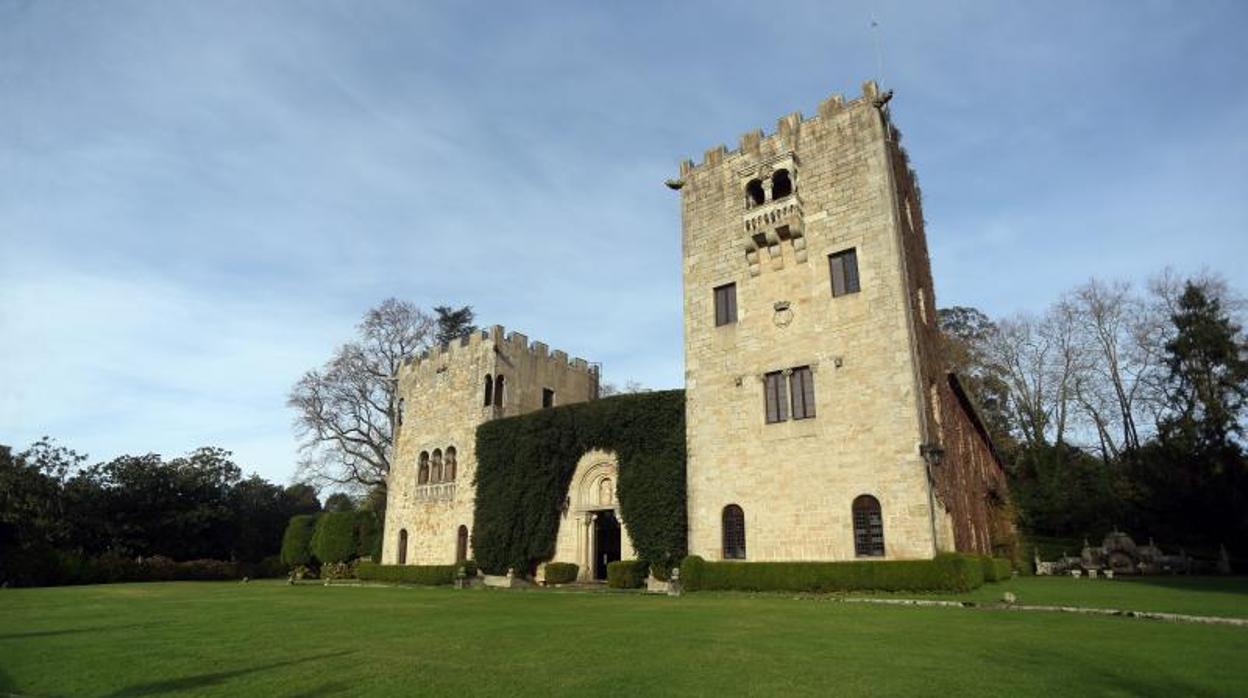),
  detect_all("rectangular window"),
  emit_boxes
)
[829,248,861,297]
[789,366,816,420]
[714,283,737,326]
[764,371,789,424]
[542,388,555,408]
